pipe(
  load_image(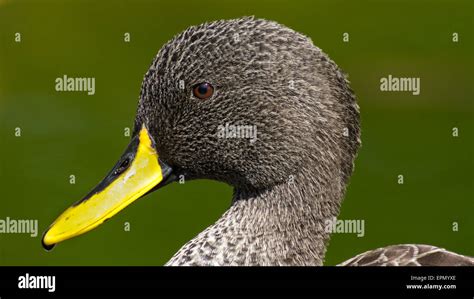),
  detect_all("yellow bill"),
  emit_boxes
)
[42,125,174,250]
